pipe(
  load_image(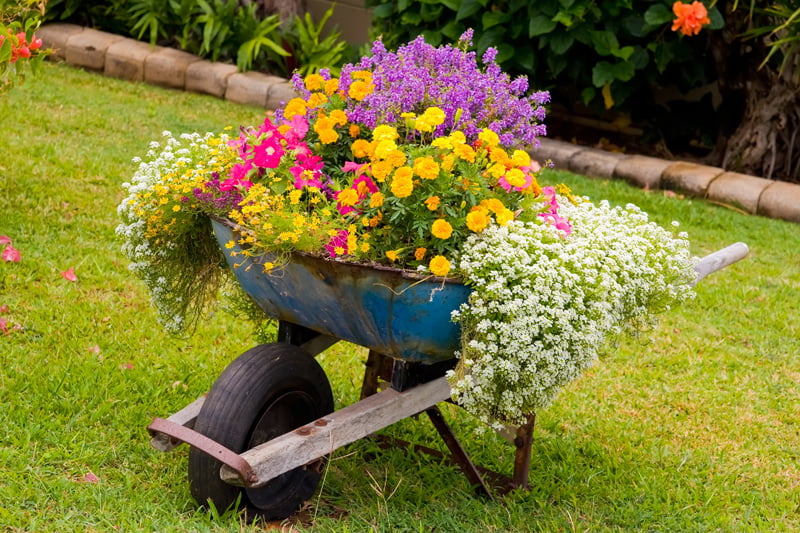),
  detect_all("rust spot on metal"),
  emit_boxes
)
[314,419,328,427]
[295,426,313,436]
